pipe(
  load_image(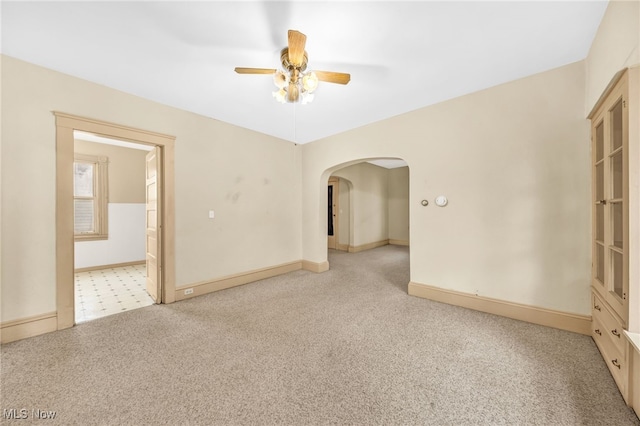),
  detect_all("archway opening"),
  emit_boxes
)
[321,157,411,292]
